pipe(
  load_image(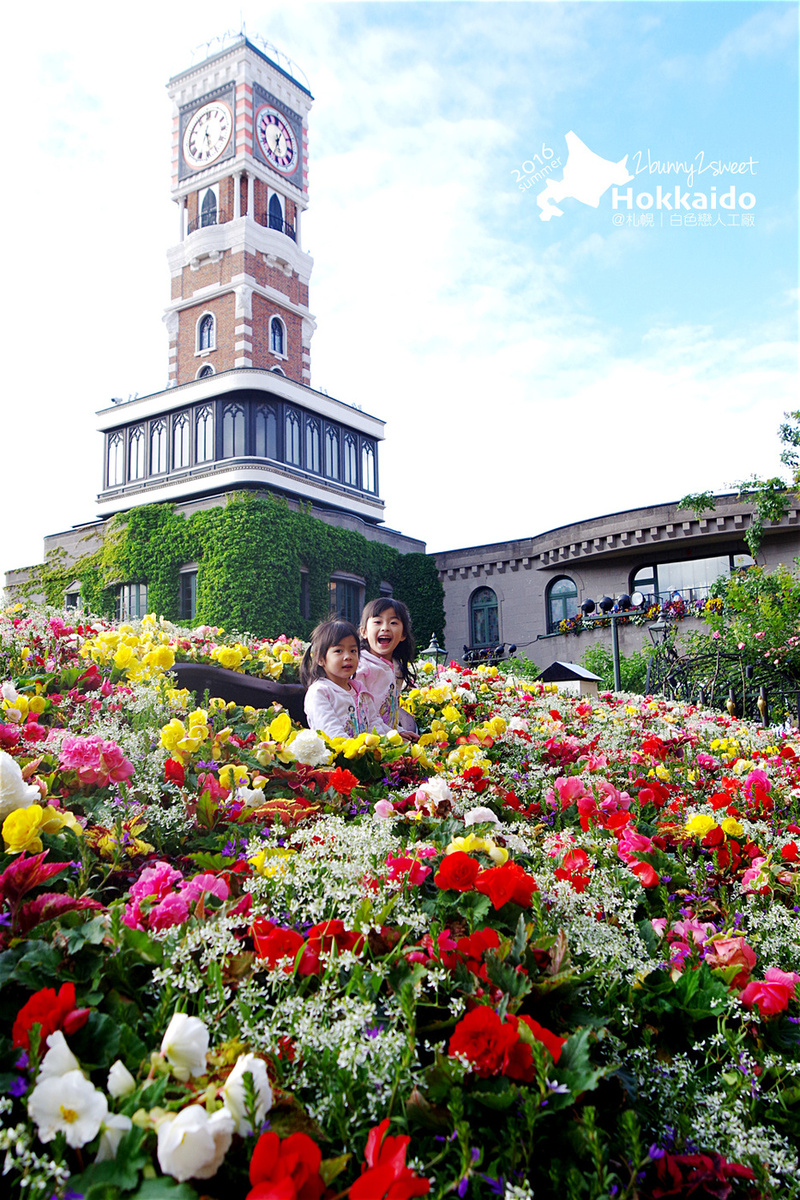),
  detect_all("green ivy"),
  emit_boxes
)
[16,494,445,644]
